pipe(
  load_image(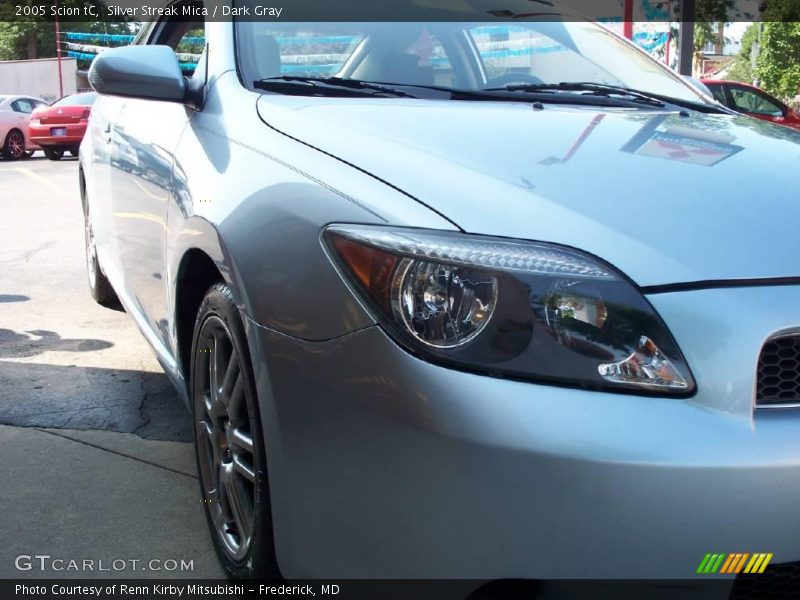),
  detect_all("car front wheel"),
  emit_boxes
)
[191,283,281,579]
[2,129,26,160]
